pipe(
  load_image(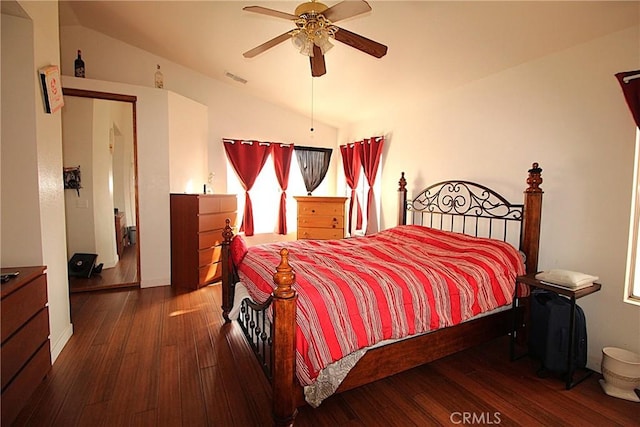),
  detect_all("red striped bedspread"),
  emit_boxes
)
[234,225,525,386]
